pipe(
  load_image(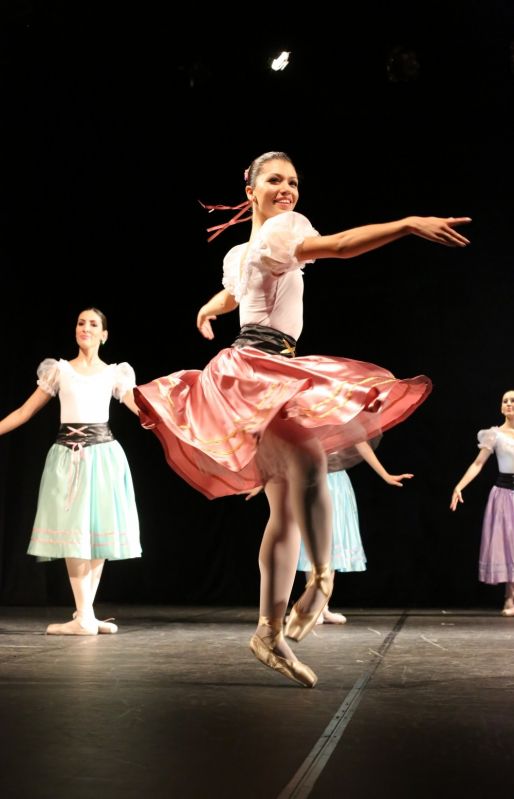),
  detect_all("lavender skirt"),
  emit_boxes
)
[479,485,514,584]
